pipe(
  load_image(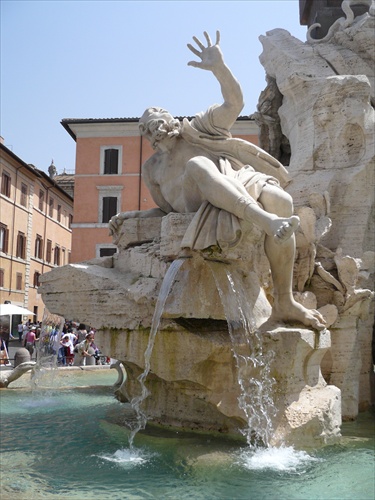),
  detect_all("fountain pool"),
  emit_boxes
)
[0,368,374,499]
